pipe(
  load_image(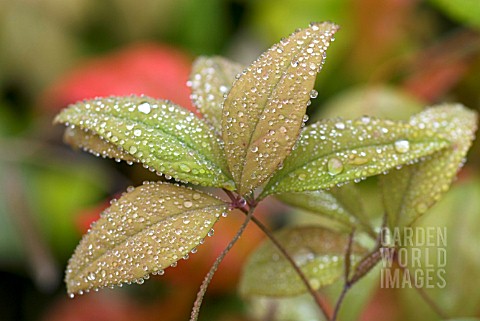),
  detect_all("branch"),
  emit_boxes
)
[331,229,355,321]
[189,206,255,321]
